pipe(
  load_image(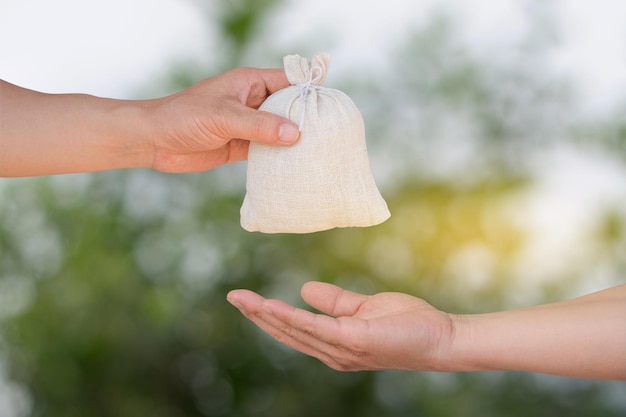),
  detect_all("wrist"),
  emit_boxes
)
[105,98,158,171]
[438,313,502,373]
[434,313,480,373]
